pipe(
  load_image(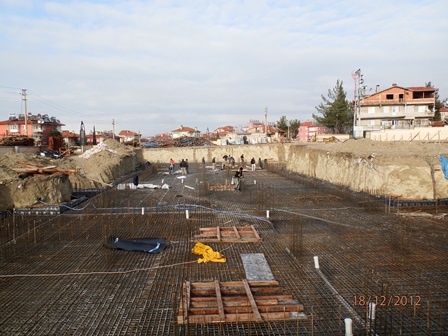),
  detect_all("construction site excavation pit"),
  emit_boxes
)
[0,158,447,335]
